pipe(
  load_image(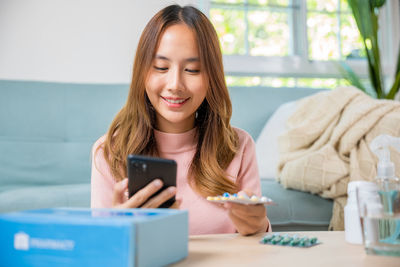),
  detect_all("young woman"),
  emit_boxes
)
[91,4,270,235]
